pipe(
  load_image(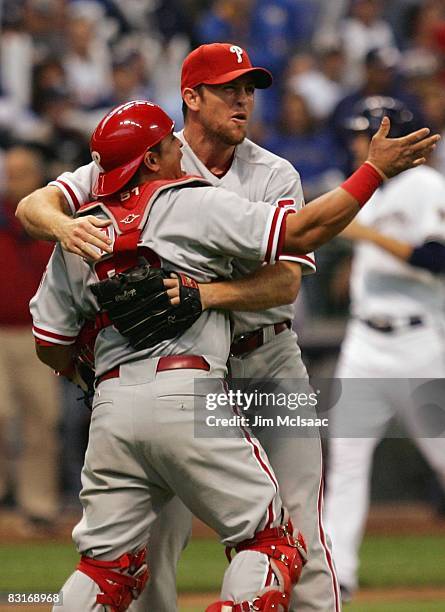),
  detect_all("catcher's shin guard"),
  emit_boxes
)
[206,518,307,612]
[77,548,148,612]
